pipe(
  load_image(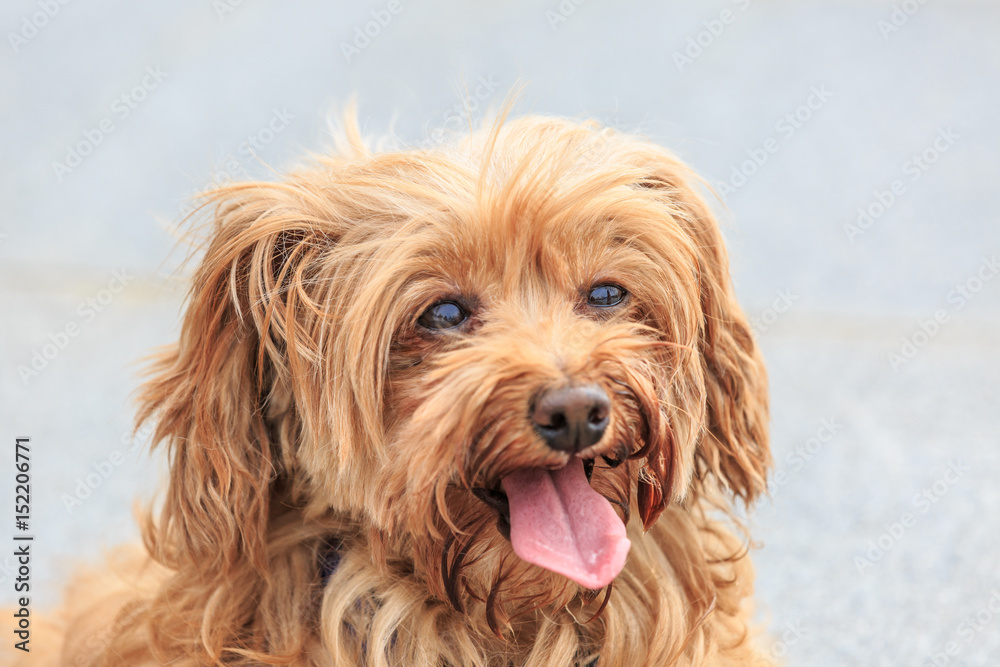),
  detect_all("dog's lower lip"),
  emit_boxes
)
[472,487,509,514]
[472,487,511,540]
[602,454,624,468]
